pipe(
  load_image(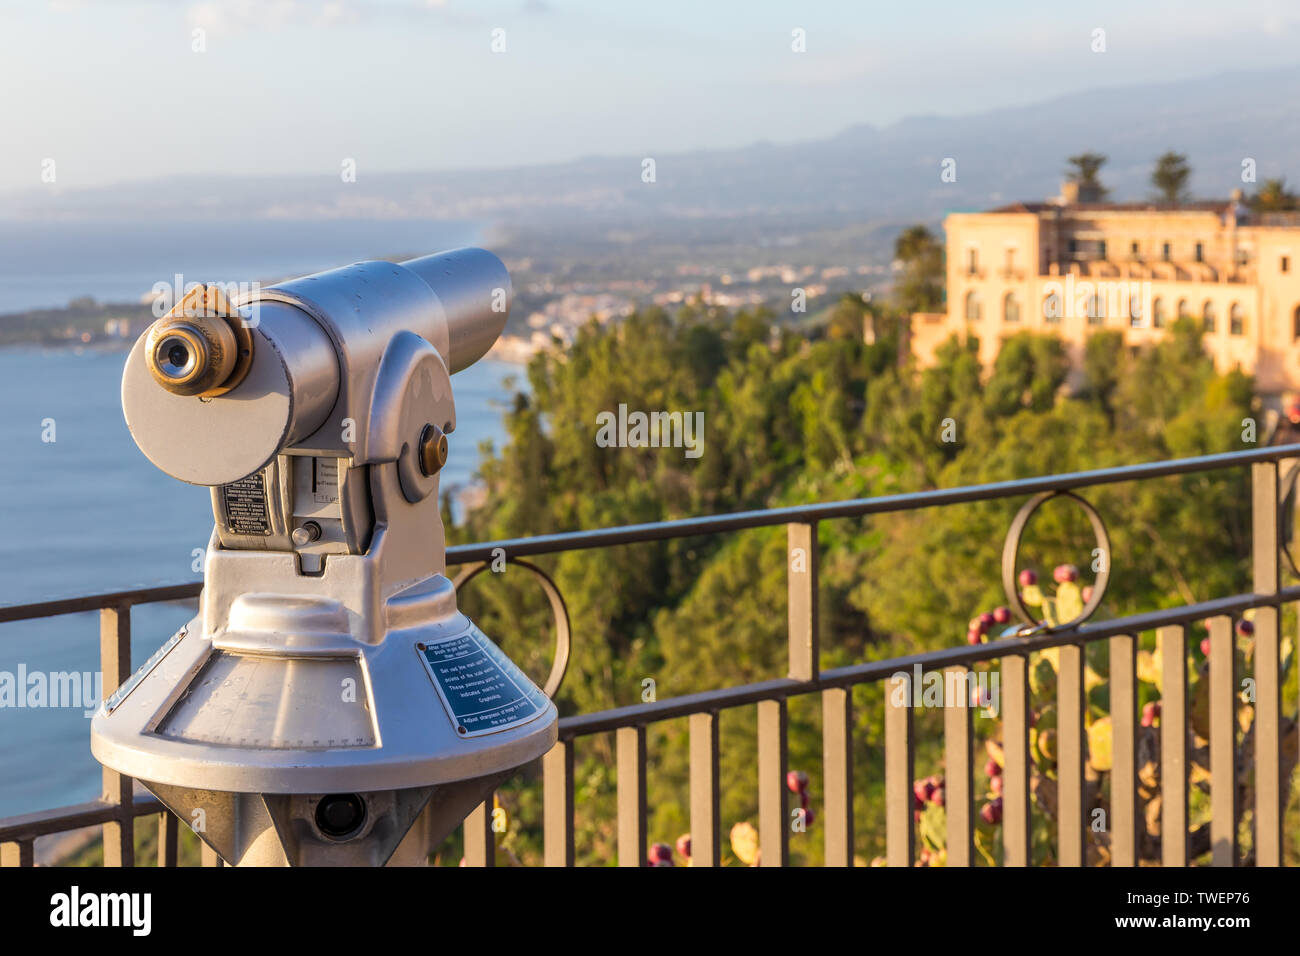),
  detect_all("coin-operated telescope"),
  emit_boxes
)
[91,249,557,866]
